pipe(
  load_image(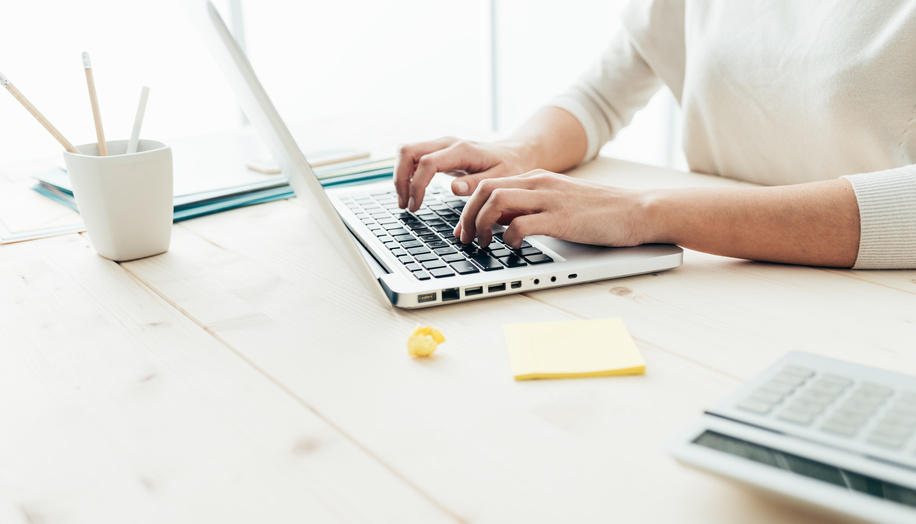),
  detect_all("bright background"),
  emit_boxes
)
[0,0,683,168]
